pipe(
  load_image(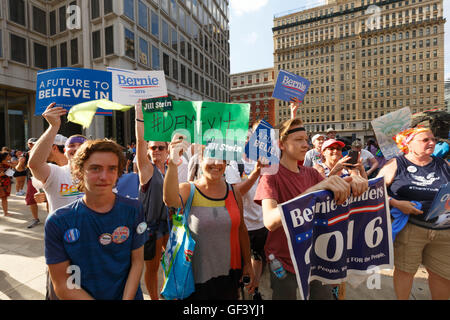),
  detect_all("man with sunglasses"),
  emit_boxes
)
[135,103,173,300]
